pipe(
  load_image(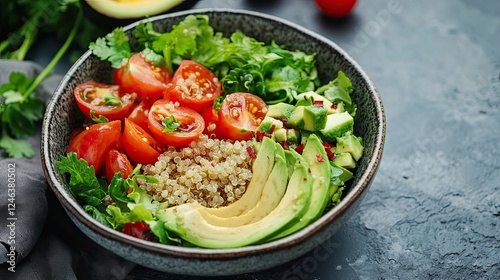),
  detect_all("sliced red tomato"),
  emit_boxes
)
[218,93,268,140]
[114,53,172,101]
[147,99,204,147]
[67,120,122,173]
[201,106,225,139]
[105,149,134,184]
[123,118,165,165]
[165,60,222,112]
[74,80,136,121]
[127,99,154,132]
